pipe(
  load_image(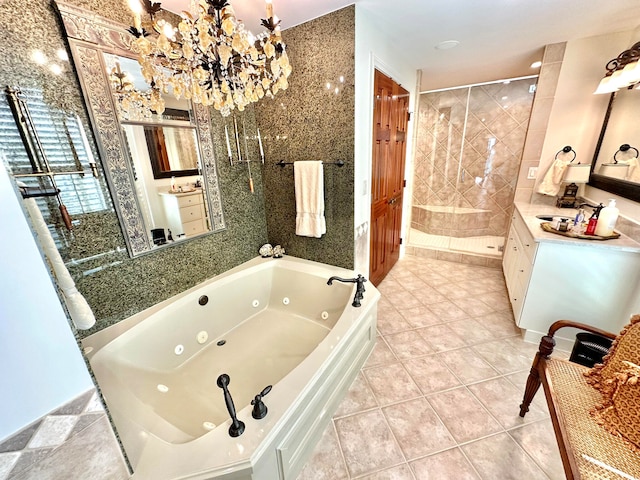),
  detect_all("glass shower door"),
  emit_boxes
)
[410,77,536,258]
